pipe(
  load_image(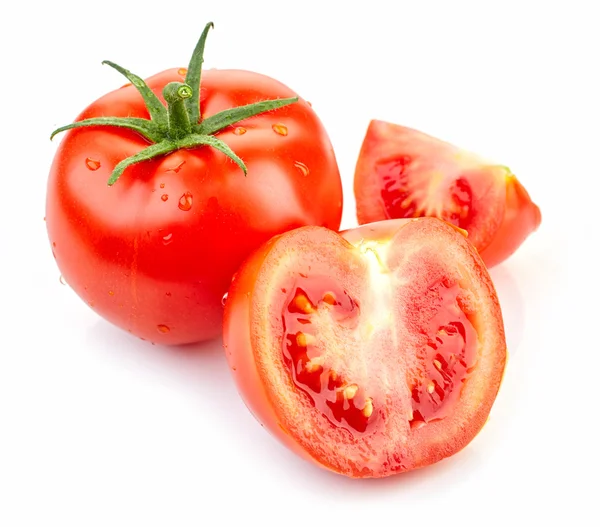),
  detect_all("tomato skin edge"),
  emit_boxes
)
[479,174,542,267]
[222,235,332,472]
